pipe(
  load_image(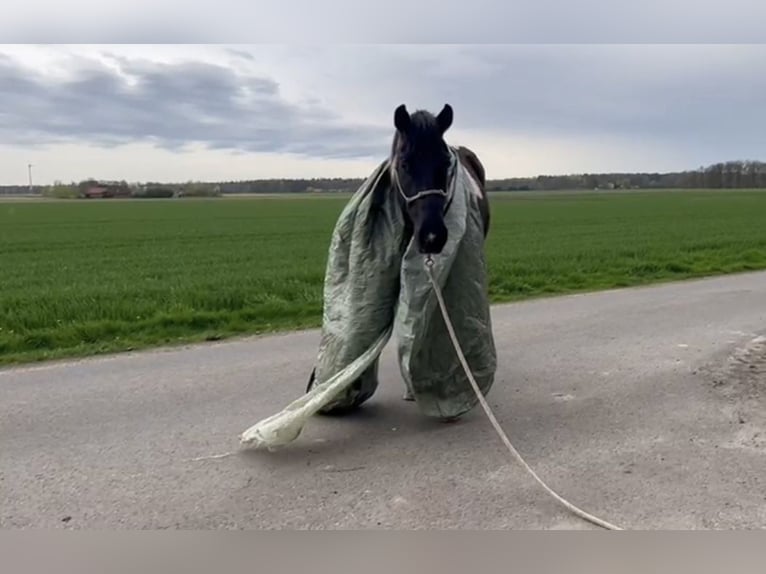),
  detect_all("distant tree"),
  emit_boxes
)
[44,180,79,199]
